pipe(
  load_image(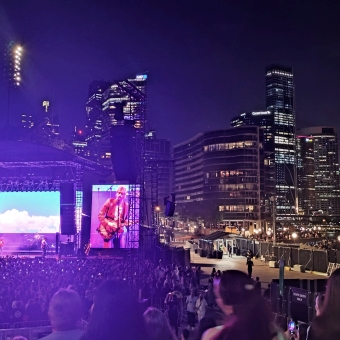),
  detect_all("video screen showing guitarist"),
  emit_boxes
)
[97,186,129,248]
